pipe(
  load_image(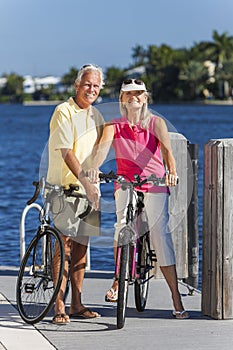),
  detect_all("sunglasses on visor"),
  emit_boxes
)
[123,79,144,85]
